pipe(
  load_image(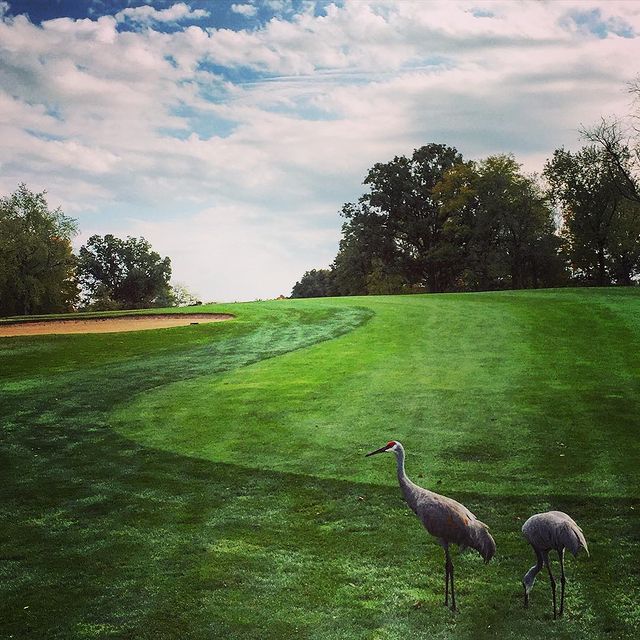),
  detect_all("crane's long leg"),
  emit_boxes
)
[444,547,449,607]
[558,549,566,617]
[444,545,456,611]
[449,549,456,612]
[544,551,557,620]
